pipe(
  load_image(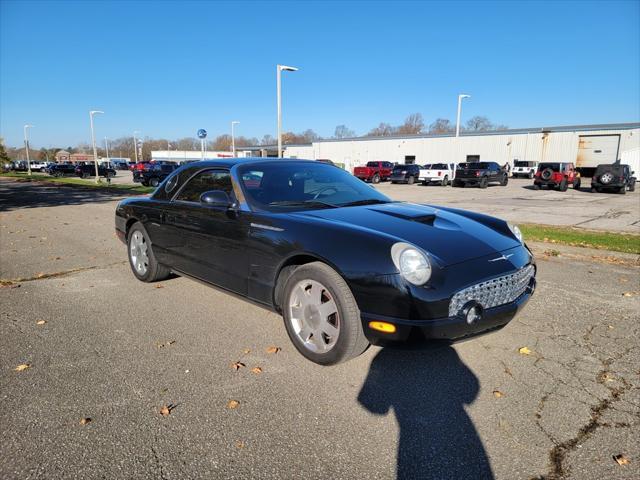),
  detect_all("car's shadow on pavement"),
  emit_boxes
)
[0,179,135,211]
[358,344,494,480]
